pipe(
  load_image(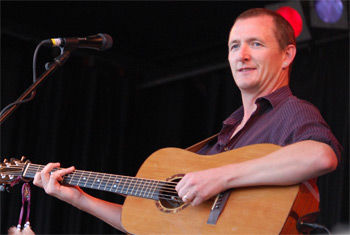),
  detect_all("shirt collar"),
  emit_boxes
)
[258,86,293,108]
[223,86,293,125]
